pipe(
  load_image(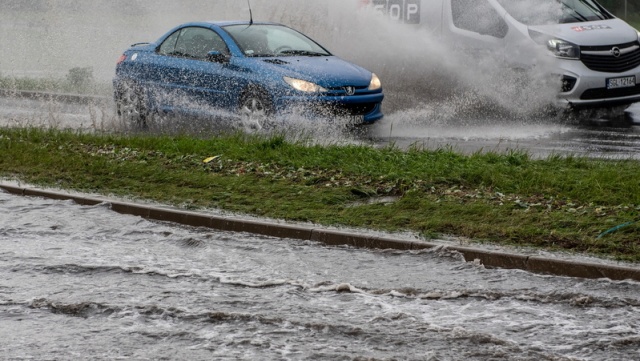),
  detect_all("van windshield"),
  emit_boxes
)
[496,0,614,25]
